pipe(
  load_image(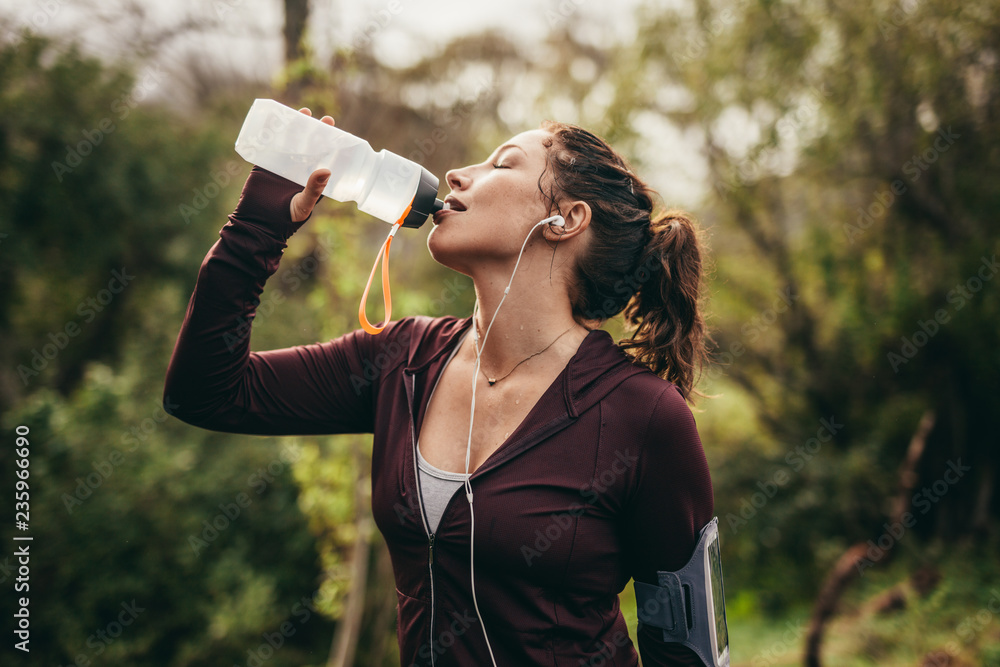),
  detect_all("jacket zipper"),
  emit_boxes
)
[407,371,437,667]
